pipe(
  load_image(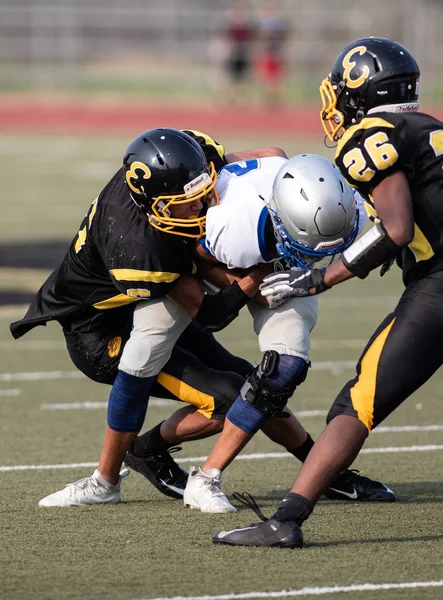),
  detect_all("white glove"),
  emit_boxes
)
[260,267,330,305]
